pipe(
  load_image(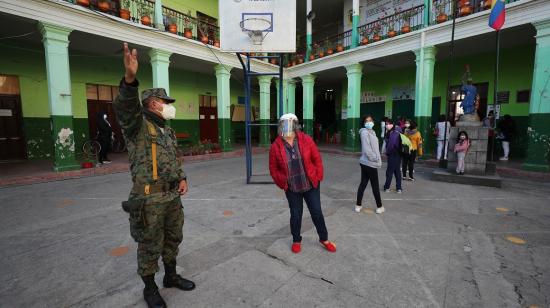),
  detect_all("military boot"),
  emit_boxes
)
[141,275,167,308]
[163,263,196,291]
